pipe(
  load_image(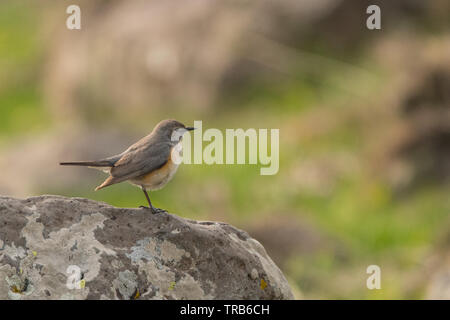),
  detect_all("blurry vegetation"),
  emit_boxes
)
[0,0,449,299]
[0,2,50,139]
